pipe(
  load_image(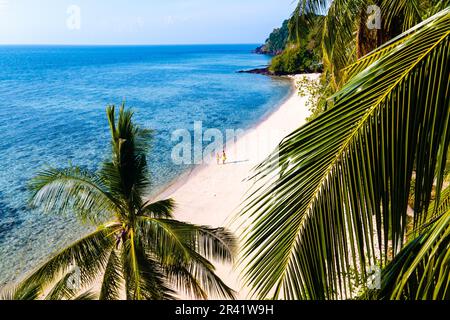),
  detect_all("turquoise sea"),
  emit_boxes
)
[0,45,292,285]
